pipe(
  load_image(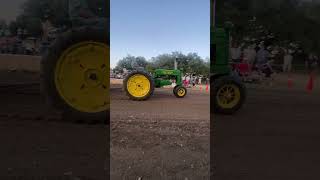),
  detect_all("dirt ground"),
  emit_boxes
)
[2,68,320,179]
[214,72,320,180]
[110,80,210,179]
[0,71,108,180]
